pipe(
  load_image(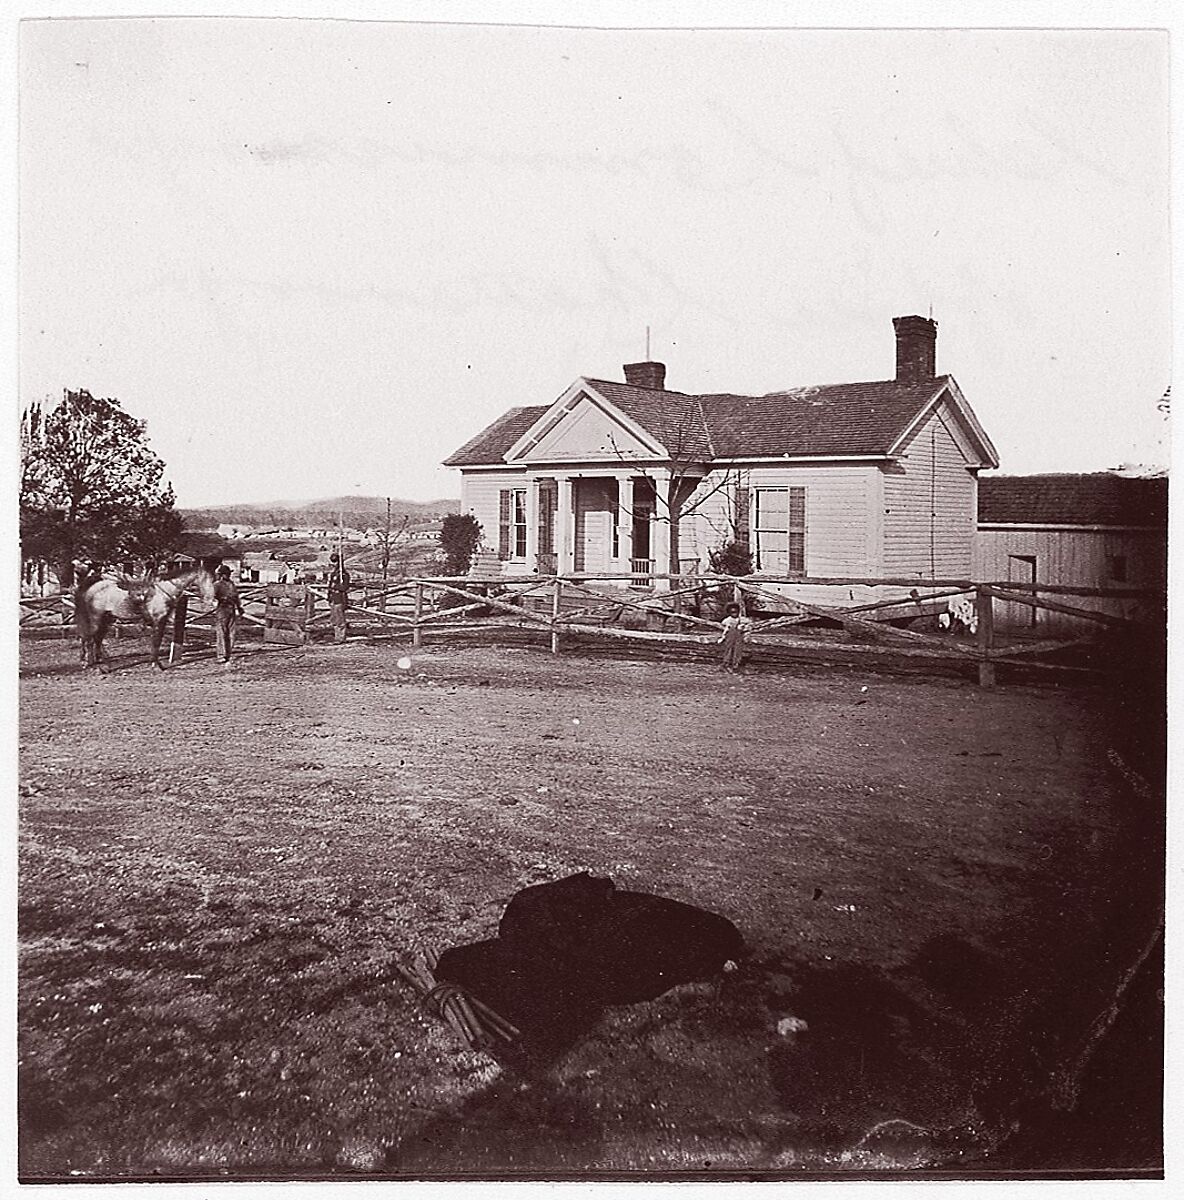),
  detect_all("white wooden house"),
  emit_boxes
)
[444,316,998,595]
[974,472,1167,630]
[241,552,295,584]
